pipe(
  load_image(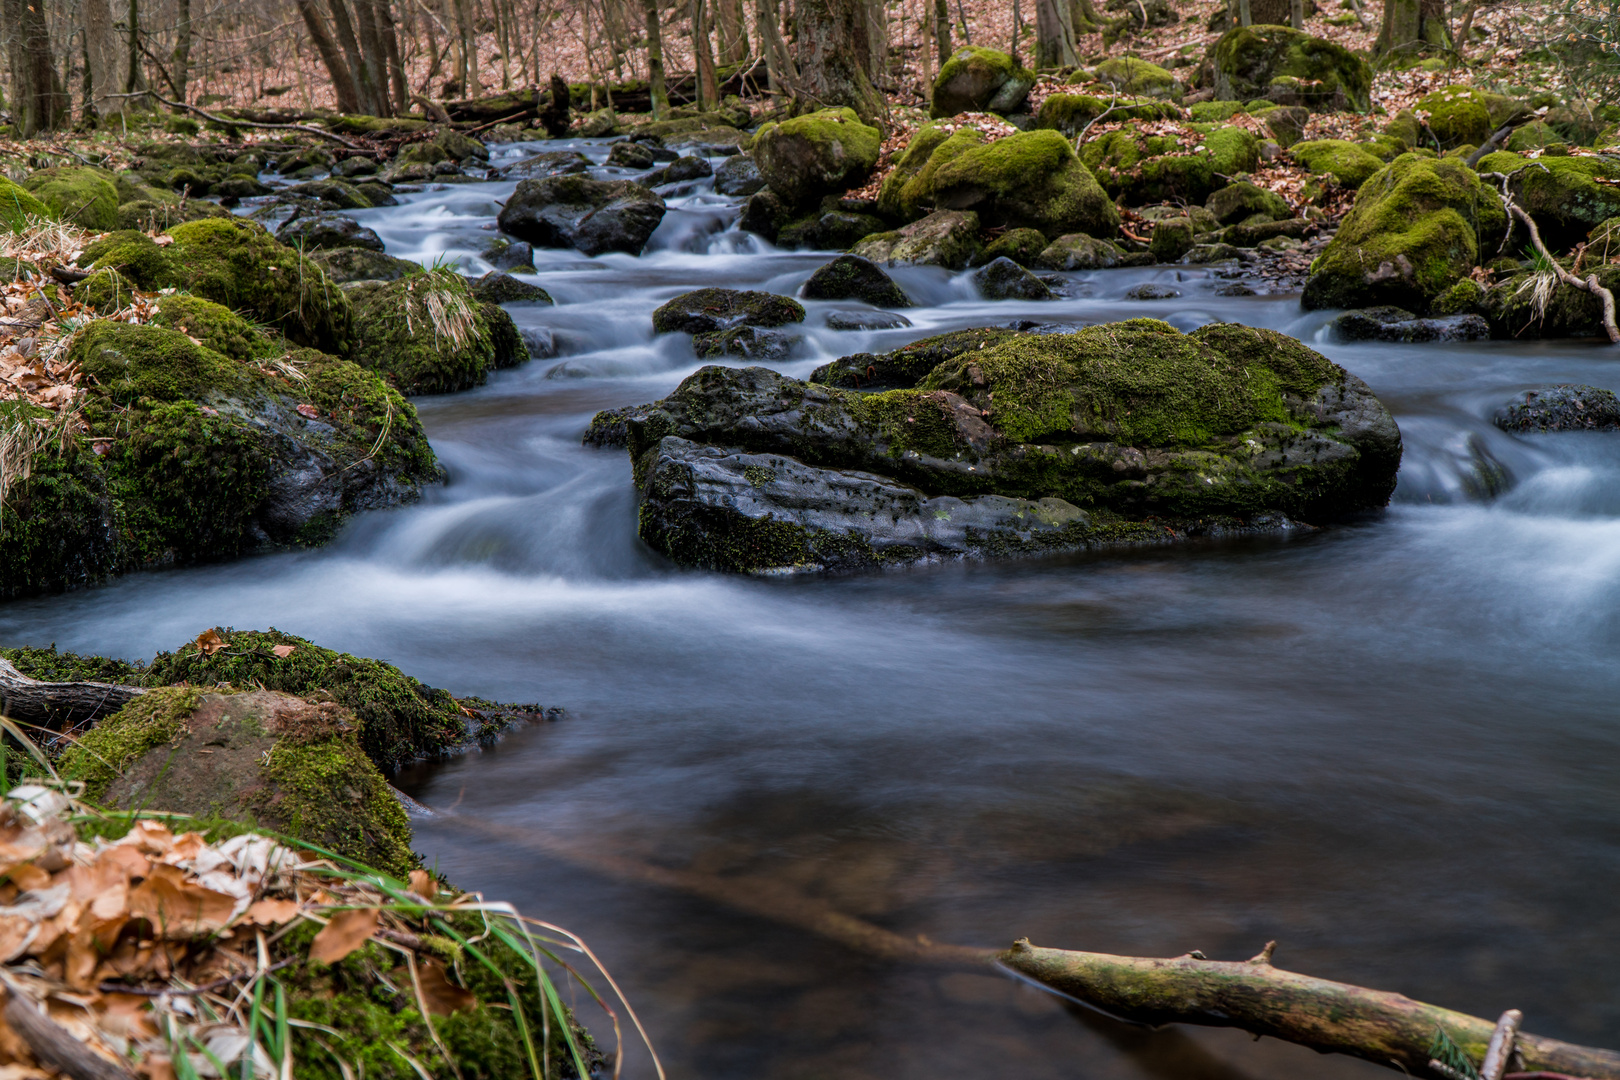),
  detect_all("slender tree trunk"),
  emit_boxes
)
[295,0,362,111]
[83,0,126,115]
[864,0,887,85]
[353,0,392,113]
[1238,0,1253,25]
[756,0,781,93]
[934,0,950,64]
[718,0,750,63]
[323,0,372,109]
[694,0,721,107]
[3,0,68,134]
[378,0,409,111]
[796,0,883,121]
[1034,0,1076,67]
[643,0,671,116]
[172,0,192,102]
[1289,0,1304,27]
[452,0,478,94]
[1376,0,1448,51]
